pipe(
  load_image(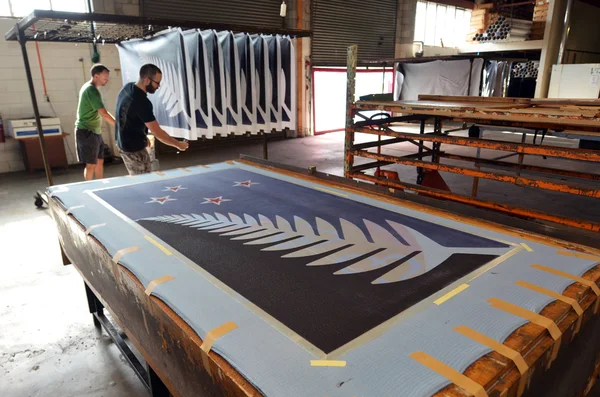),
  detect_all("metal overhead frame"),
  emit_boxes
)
[5,9,312,189]
[344,45,600,233]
